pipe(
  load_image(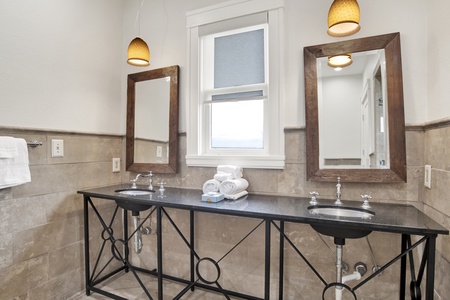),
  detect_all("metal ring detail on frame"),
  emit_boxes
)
[196,257,221,285]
